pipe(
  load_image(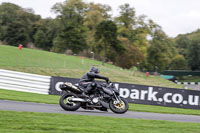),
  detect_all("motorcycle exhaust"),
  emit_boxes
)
[71,98,87,102]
